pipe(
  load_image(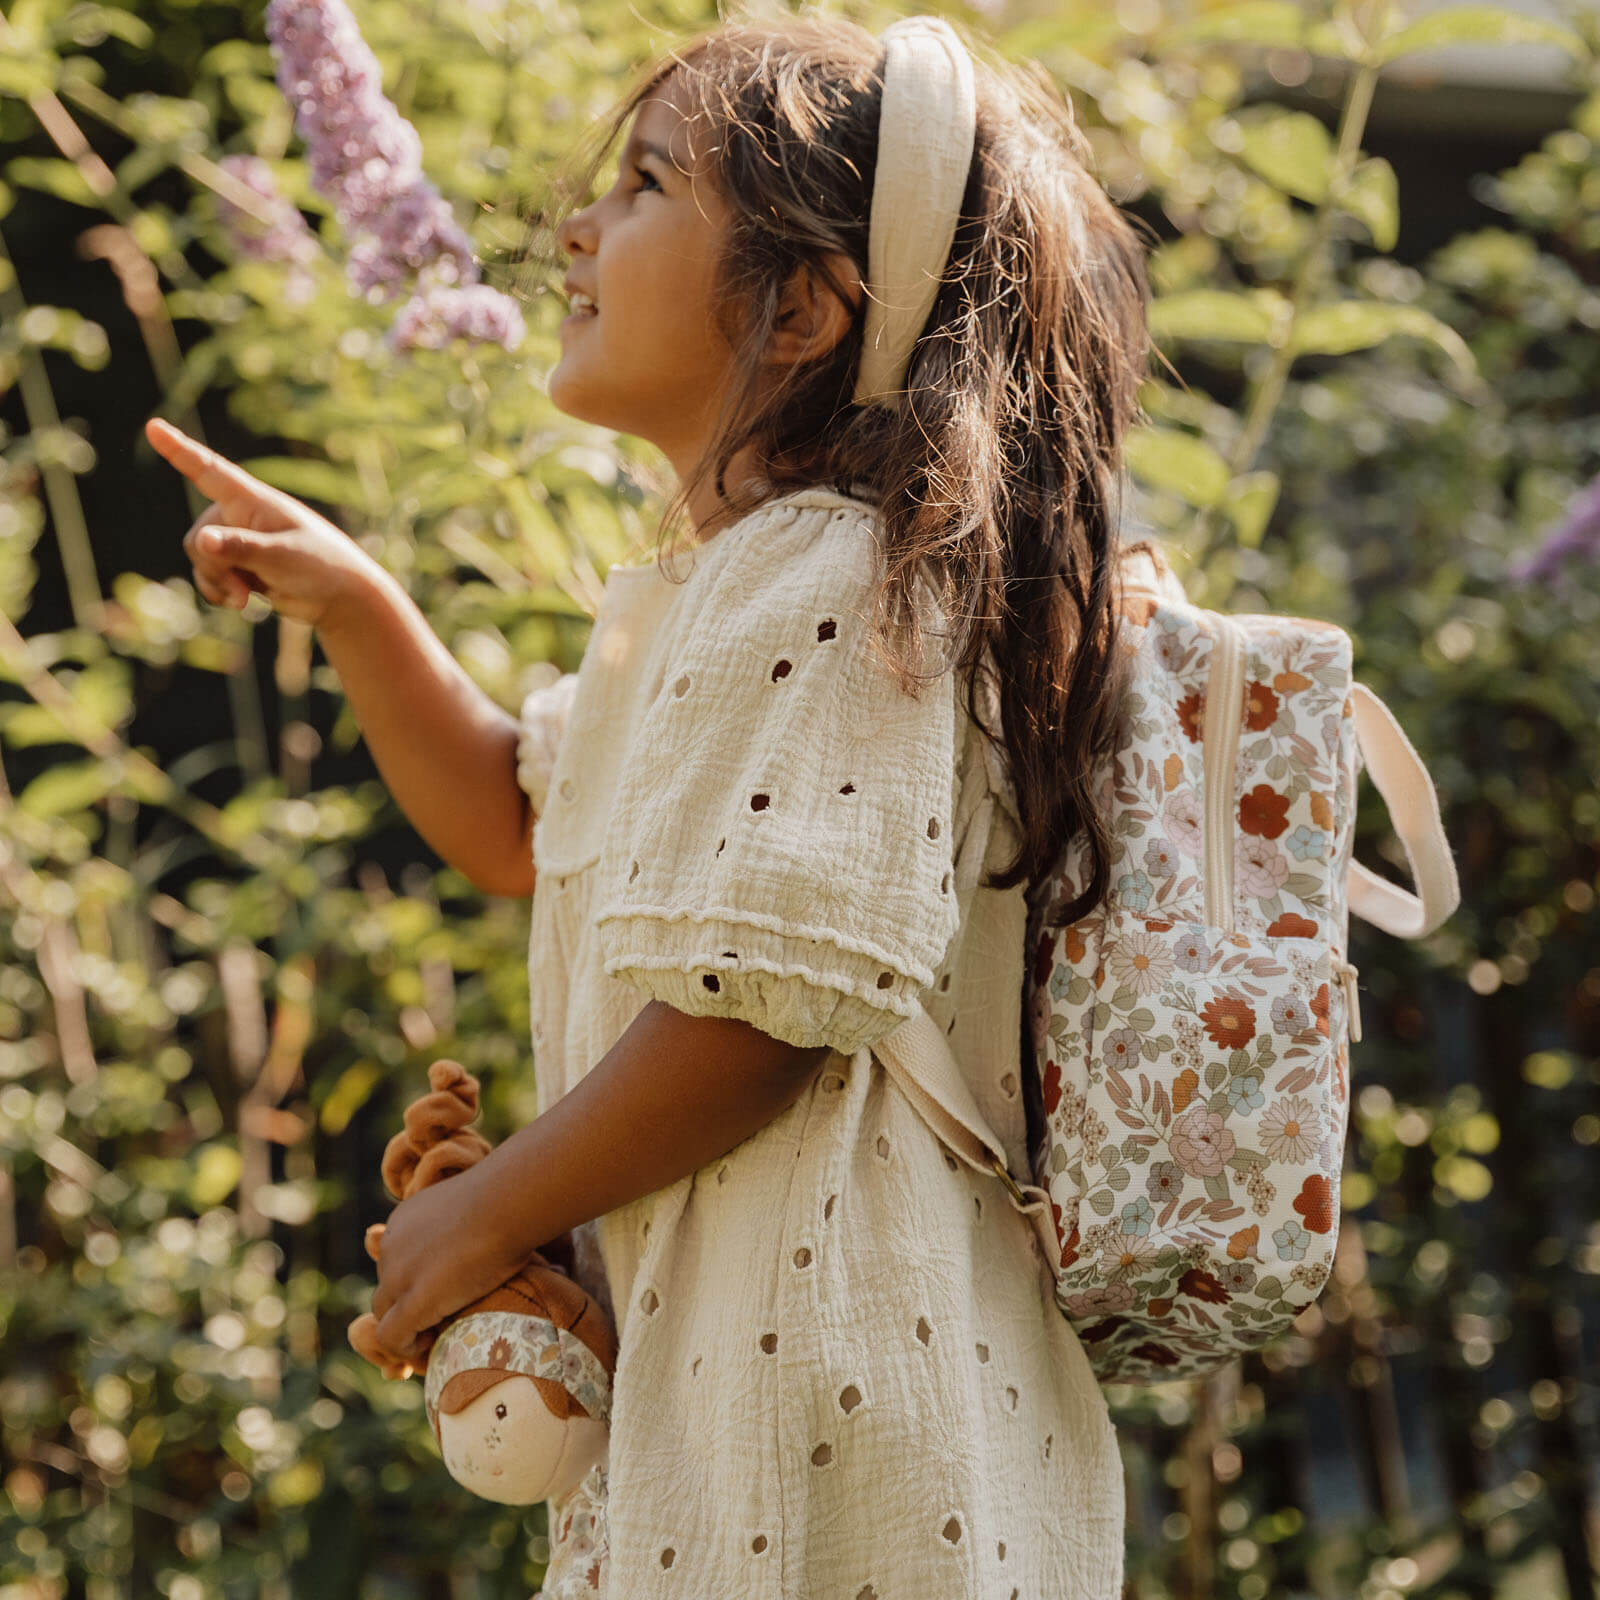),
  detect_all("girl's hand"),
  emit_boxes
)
[145,417,383,629]
[369,1152,527,1370]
